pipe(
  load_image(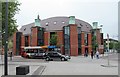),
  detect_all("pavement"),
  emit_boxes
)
[0,56,47,76]
[42,55,118,75]
[0,52,119,76]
